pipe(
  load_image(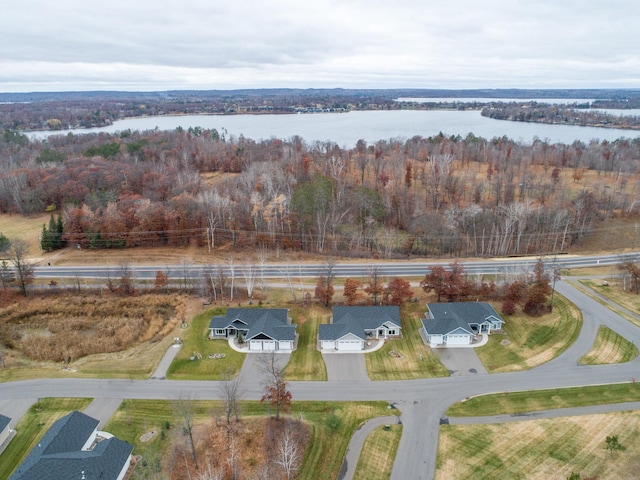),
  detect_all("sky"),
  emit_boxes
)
[1,0,638,92]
